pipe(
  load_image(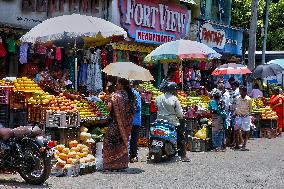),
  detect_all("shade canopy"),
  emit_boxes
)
[20,14,127,43]
[212,63,251,75]
[102,62,154,81]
